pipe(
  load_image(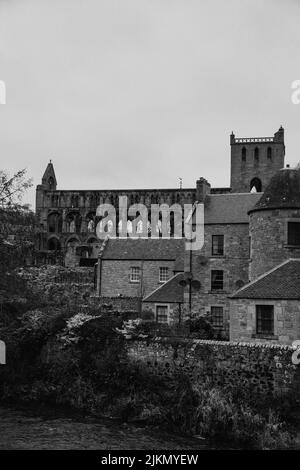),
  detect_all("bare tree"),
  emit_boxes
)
[0,168,33,208]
